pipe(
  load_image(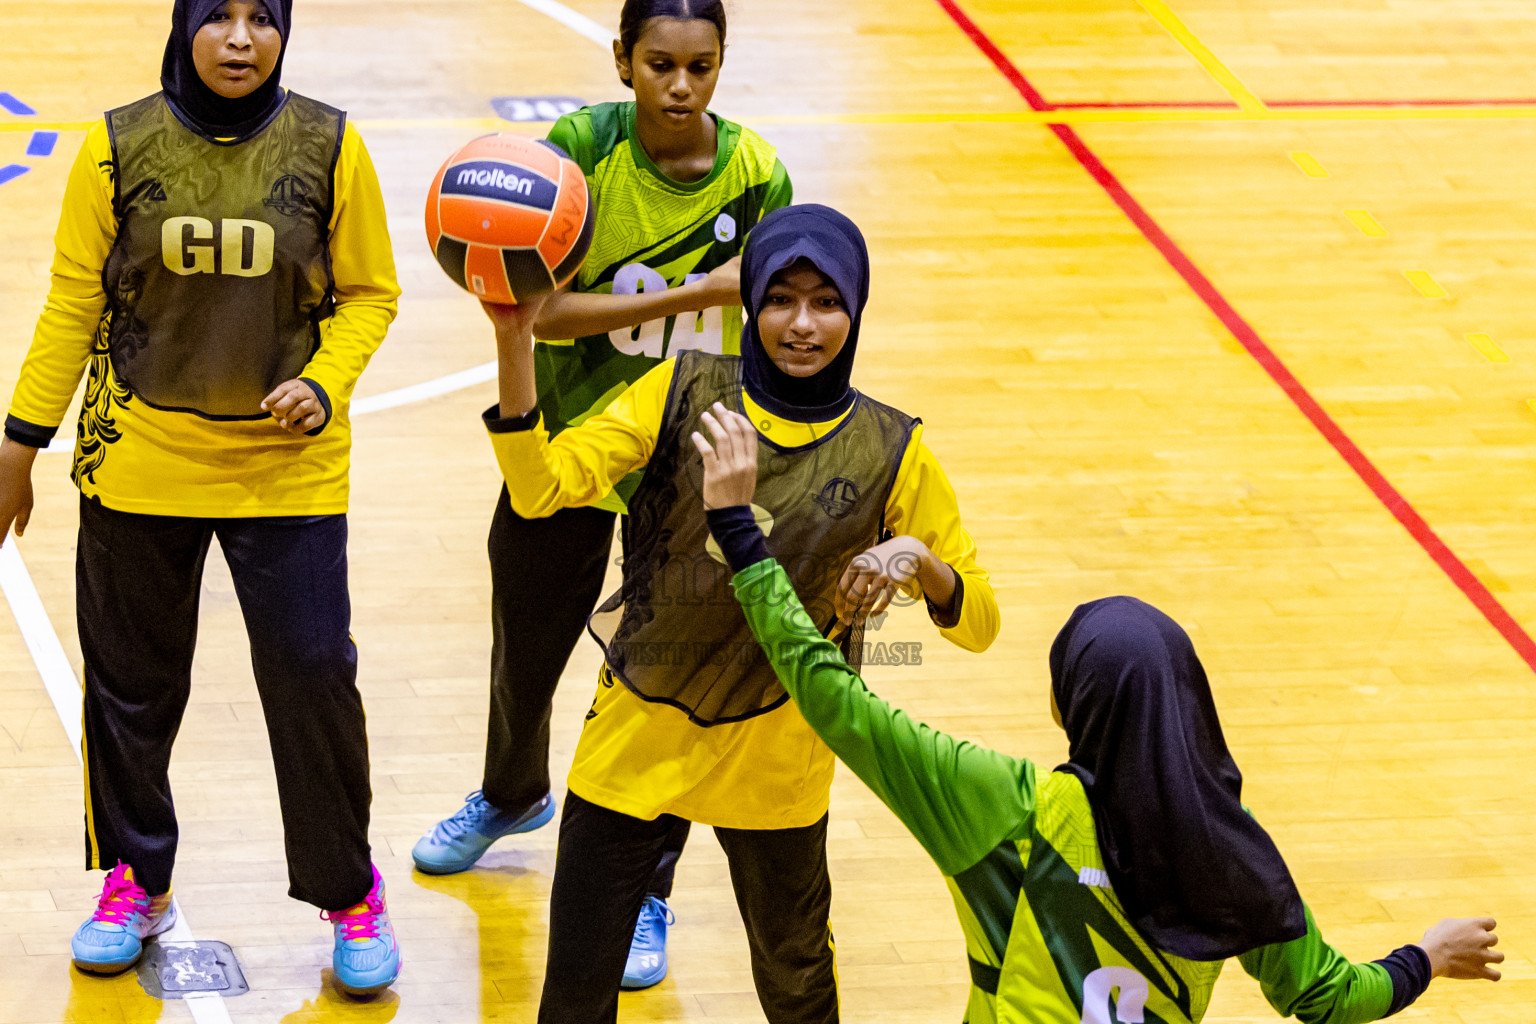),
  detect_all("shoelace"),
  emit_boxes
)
[322,894,386,942]
[91,866,149,926]
[632,898,676,947]
[432,790,495,841]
